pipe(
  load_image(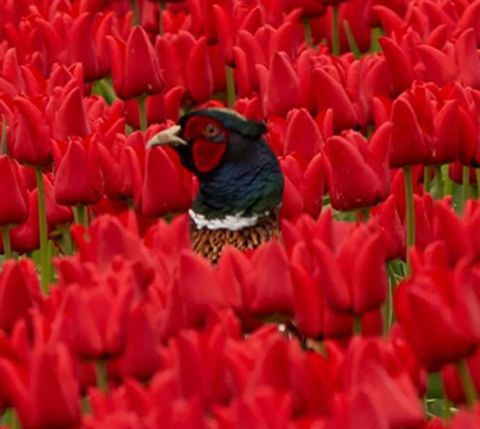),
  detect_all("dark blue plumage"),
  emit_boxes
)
[147,107,284,261]
[192,131,283,218]
[174,109,283,219]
